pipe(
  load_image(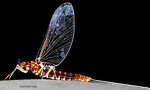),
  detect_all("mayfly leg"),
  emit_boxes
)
[4,66,17,80]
